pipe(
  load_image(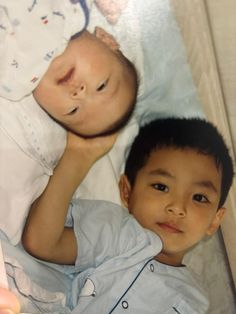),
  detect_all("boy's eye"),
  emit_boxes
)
[152,183,168,192]
[68,107,78,115]
[193,194,209,203]
[96,79,108,92]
